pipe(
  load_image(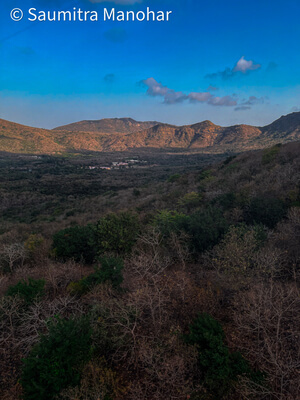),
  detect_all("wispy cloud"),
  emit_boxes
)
[207,95,237,106]
[141,78,268,111]
[141,78,237,106]
[206,56,261,80]
[235,96,266,111]
[188,92,212,103]
[141,78,187,104]
[207,85,219,91]
[241,96,266,106]
[234,106,251,111]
